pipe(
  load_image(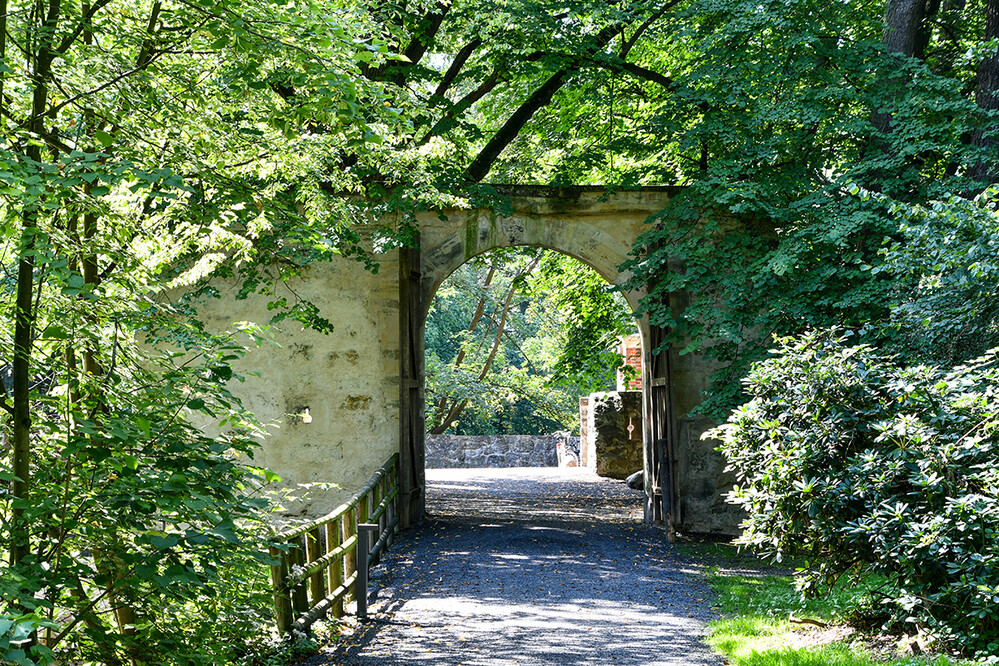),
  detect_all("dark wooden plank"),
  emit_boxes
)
[269,545,293,635]
[290,538,309,617]
[399,246,427,528]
